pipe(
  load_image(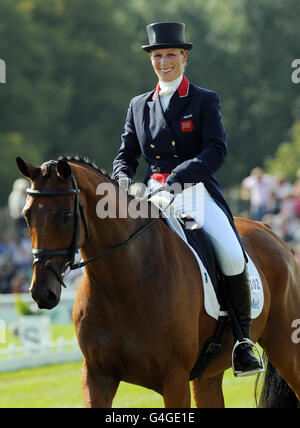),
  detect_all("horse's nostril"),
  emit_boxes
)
[47,290,57,304]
